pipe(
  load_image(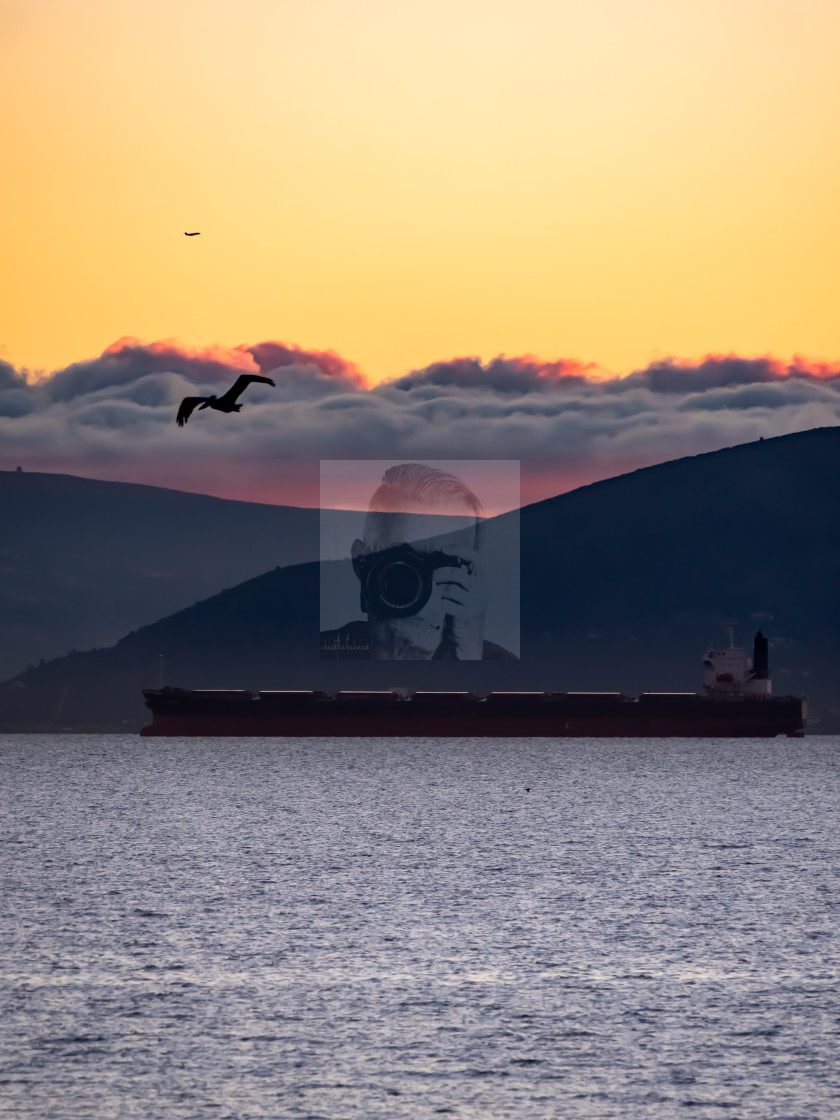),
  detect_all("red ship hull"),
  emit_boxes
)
[140,689,806,738]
